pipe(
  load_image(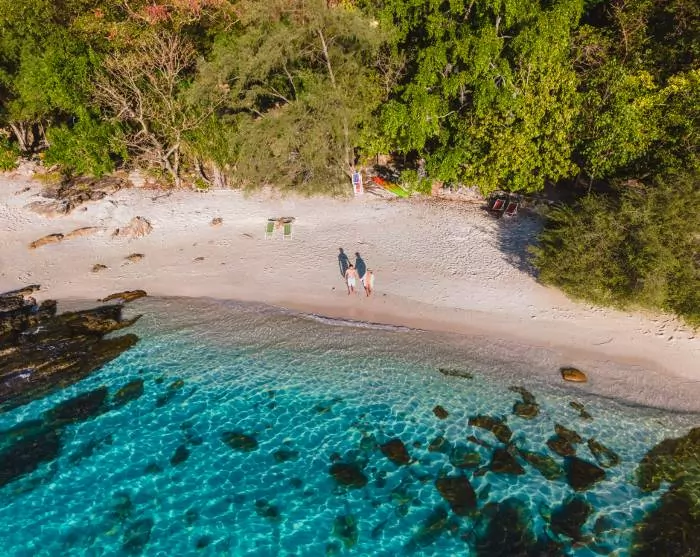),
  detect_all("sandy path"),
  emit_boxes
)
[1,174,698,411]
